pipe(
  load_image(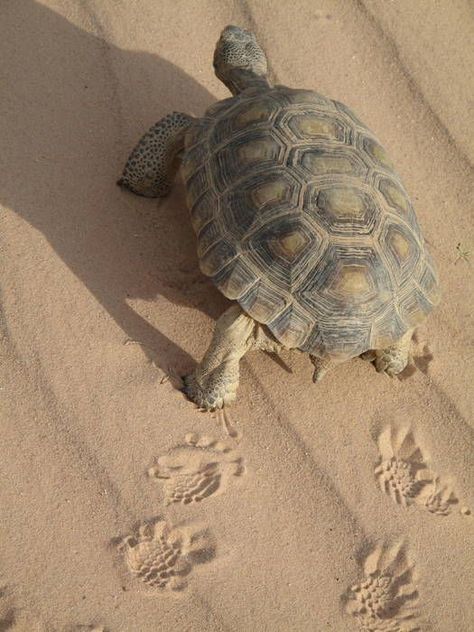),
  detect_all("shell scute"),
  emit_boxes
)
[210,94,281,143]
[398,286,435,328]
[189,189,218,234]
[304,182,380,236]
[214,257,259,300]
[199,238,237,277]
[282,110,349,144]
[242,214,327,296]
[185,165,209,209]
[296,145,370,179]
[221,168,302,241]
[359,133,395,172]
[380,218,423,286]
[300,244,391,313]
[238,279,287,324]
[211,131,285,193]
[416,253,441,307]
[376,176,420,233]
